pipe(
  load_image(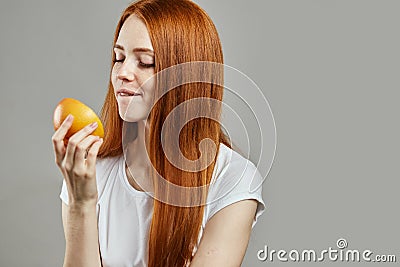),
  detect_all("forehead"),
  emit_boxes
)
[117,14,153,49]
